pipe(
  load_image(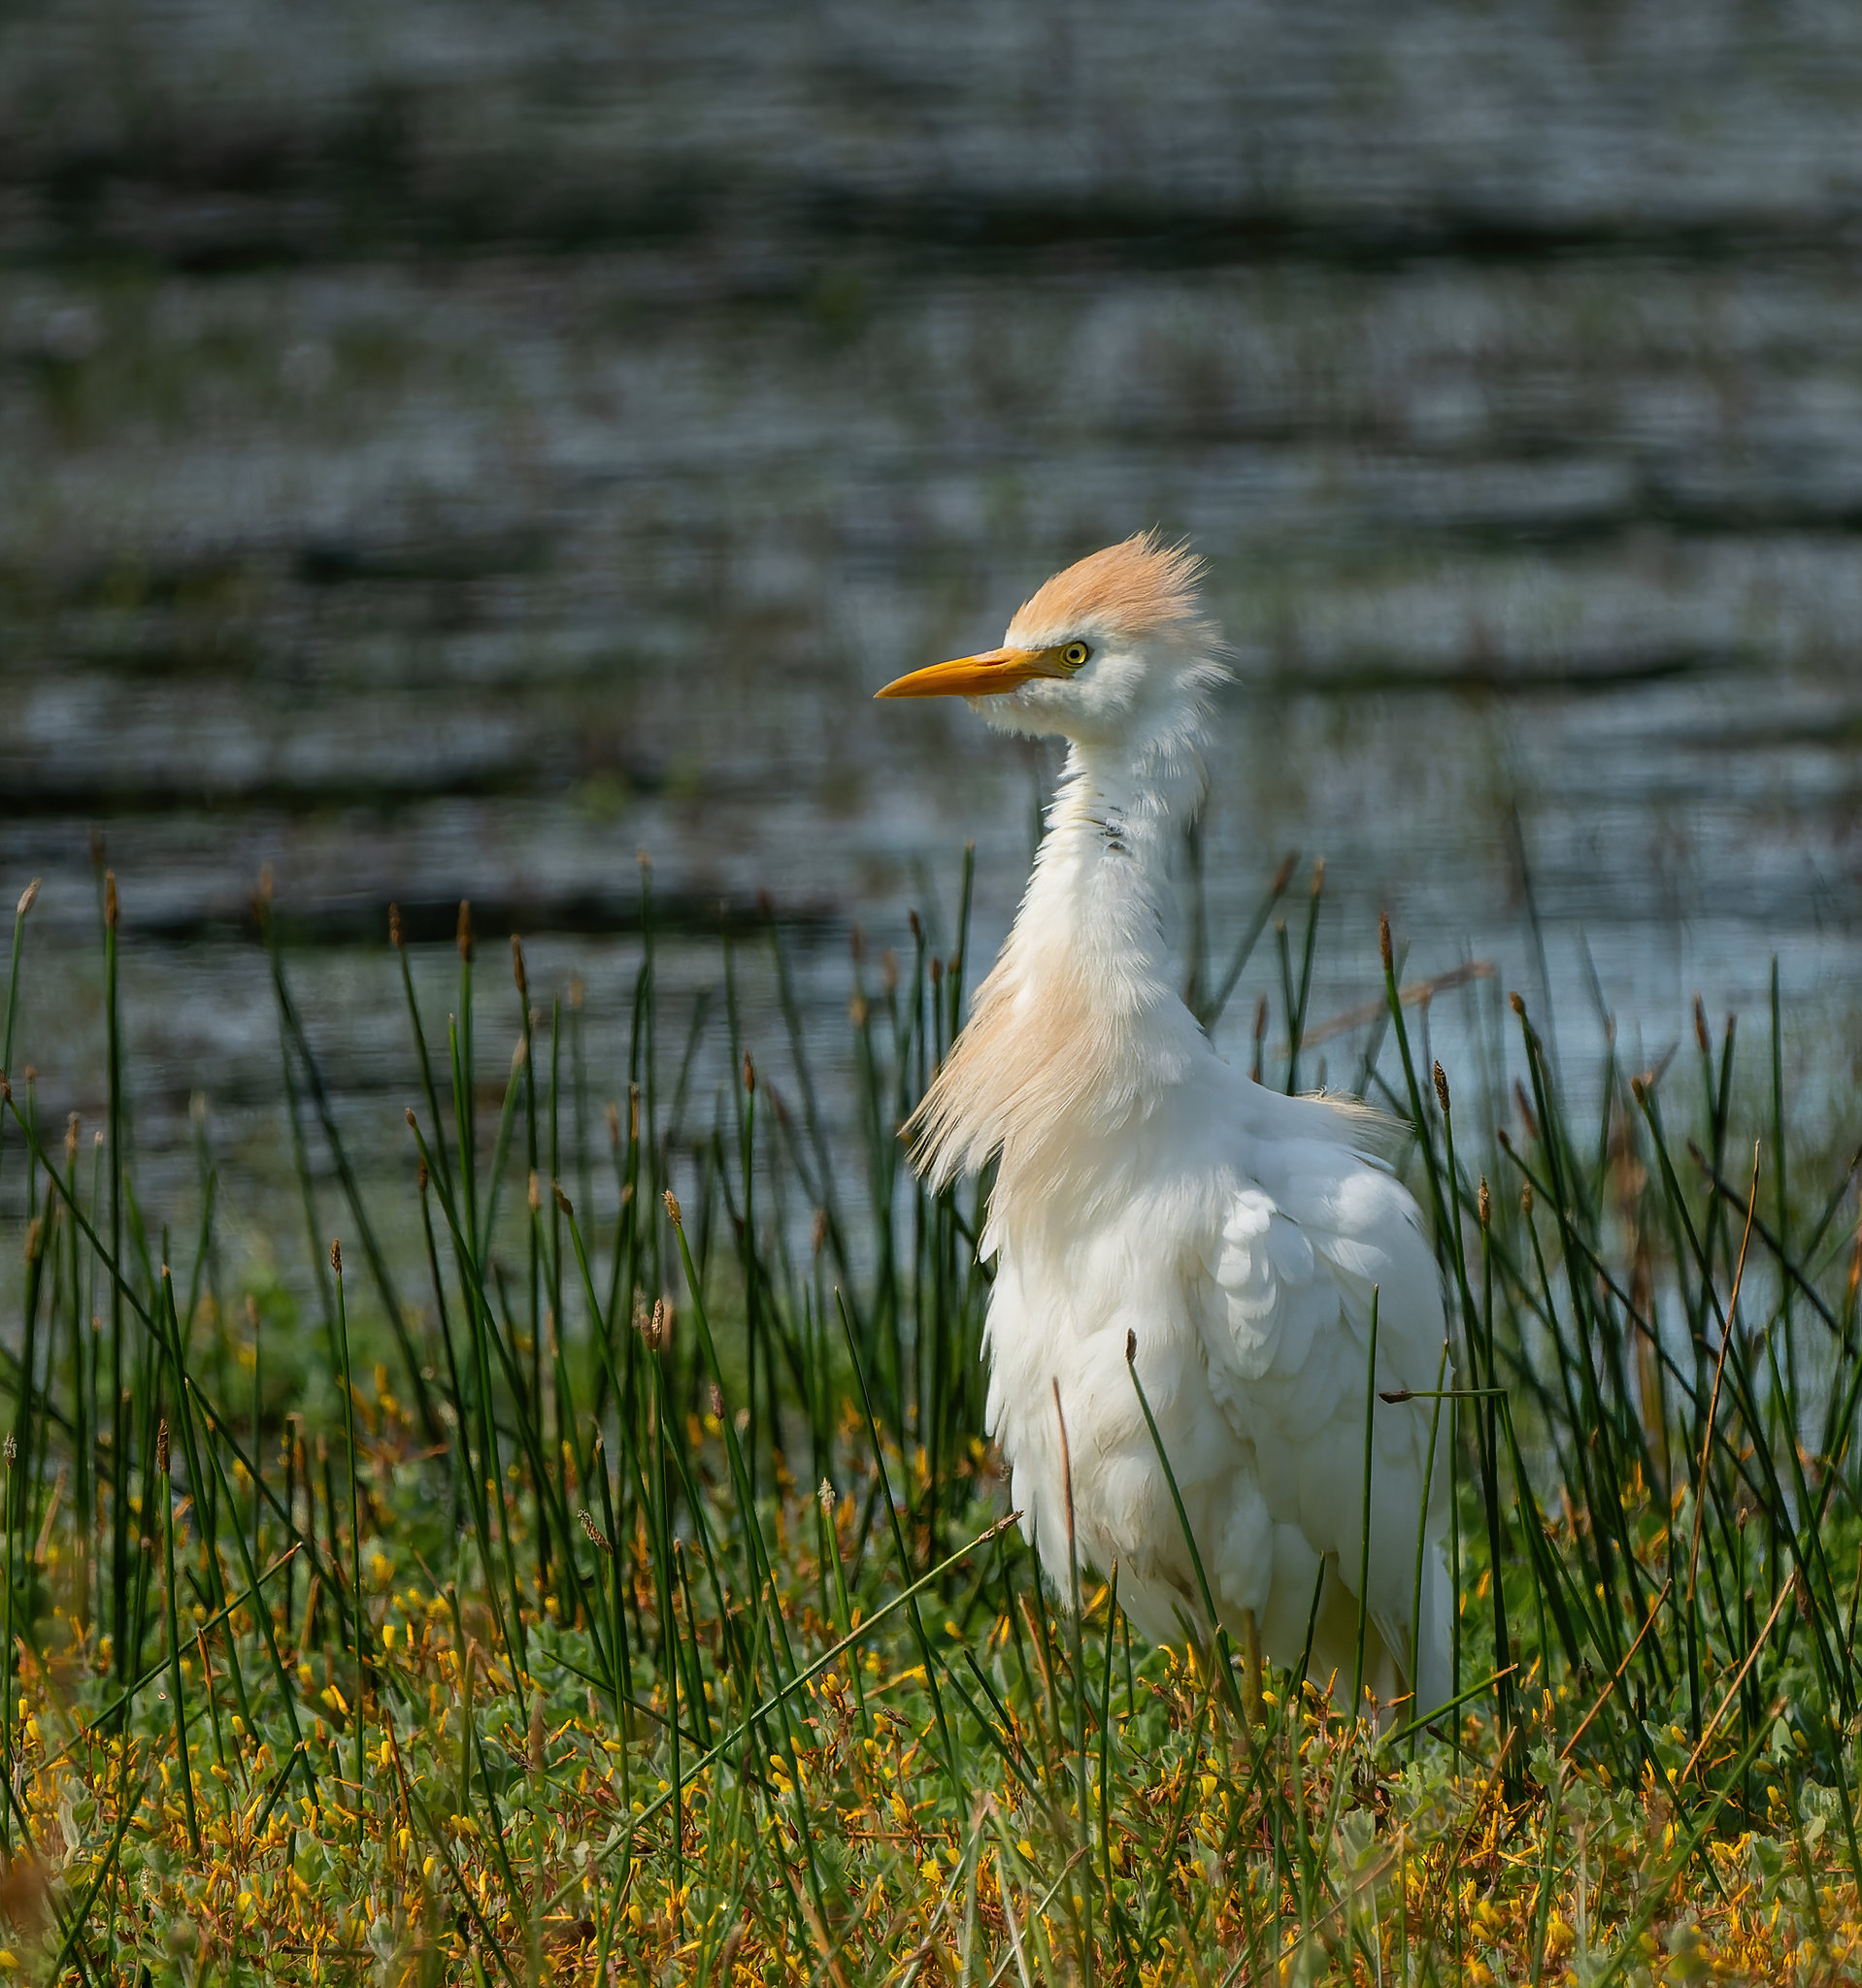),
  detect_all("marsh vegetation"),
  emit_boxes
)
[0,848,1859,1982]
